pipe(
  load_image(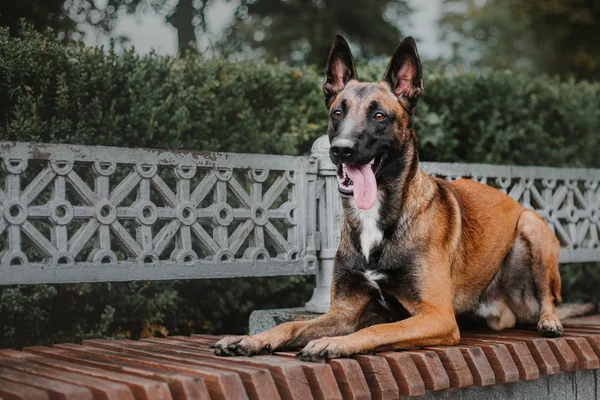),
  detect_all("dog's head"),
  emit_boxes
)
[323,35,423,211]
